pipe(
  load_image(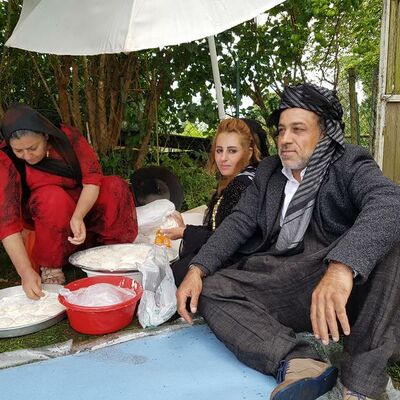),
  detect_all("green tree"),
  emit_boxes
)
[0,0,382,157]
